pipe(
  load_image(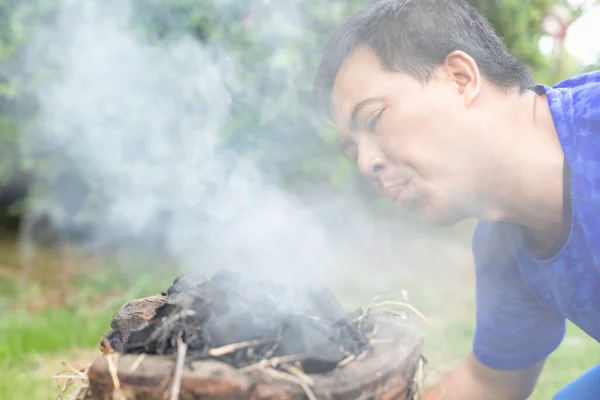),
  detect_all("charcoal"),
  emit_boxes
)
[114,270,370,374]
[168,272,207,295]
[278,315,346,372]
[124,322,162,353]
[105,328,125,353]
[203,312,280,347]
